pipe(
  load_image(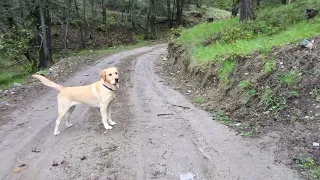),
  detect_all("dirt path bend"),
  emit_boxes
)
[1,44,300,180]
